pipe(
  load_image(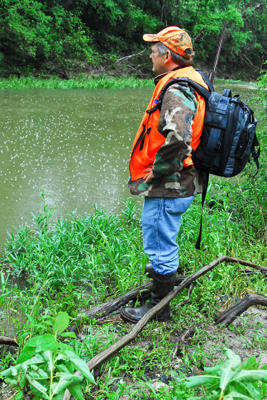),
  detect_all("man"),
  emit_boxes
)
[121,26,208,323]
